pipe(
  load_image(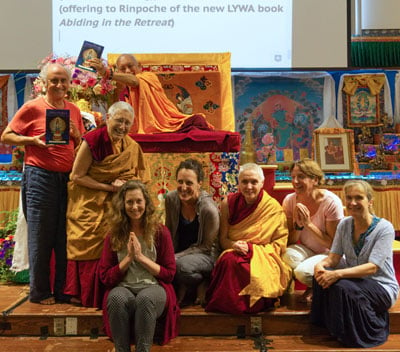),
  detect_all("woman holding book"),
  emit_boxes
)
[0,63,85,304]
